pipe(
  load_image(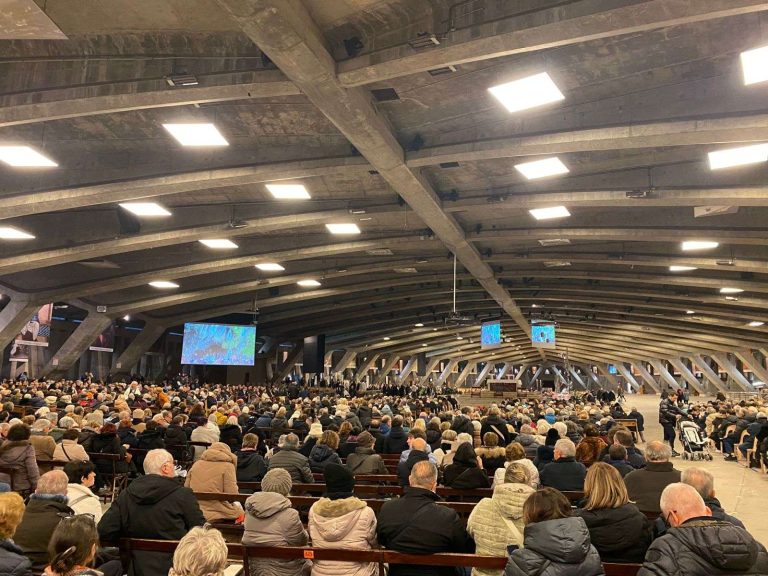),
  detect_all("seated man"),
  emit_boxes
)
[738,412,767,462]
[605,444,634,477]
[98,449,205,576]
[624,441,681,513]
[236,433,267,482]
[613,428,646,468]
[377,461,474,576]
[681,467,744,528]
[397,437,429,486]
[639,483,768,576]
[267,433,314,483]
[539,439,586,491]
[398,429,437,464]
